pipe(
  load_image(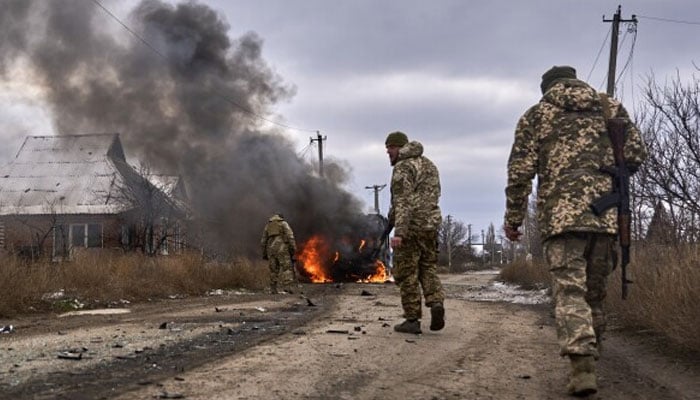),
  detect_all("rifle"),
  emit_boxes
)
[289,249,298,280]
[590,118,633,299]
[370,223,394,260]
